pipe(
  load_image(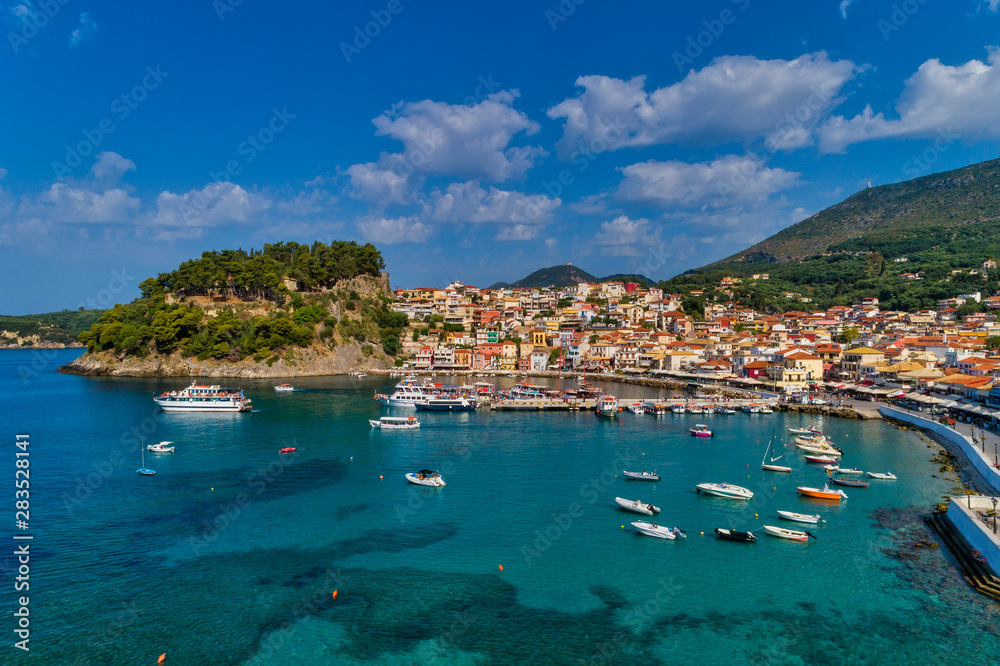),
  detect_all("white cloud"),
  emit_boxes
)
[29,183,140,223]
[89,152,136,183]
[494,224,543,241]
[68,11,97,49]
[424,181,559,225]
[548,53,857,158]
[567,193,609,215]
[148,182,272,228]
[839,0,855,19]
[0,167,7,180]
[616,156,801,207]
[346,157,414,205]
[591,215,663,257]
[356,215,434,244]
[986,1,1000,11]
[820,51,1000,152]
